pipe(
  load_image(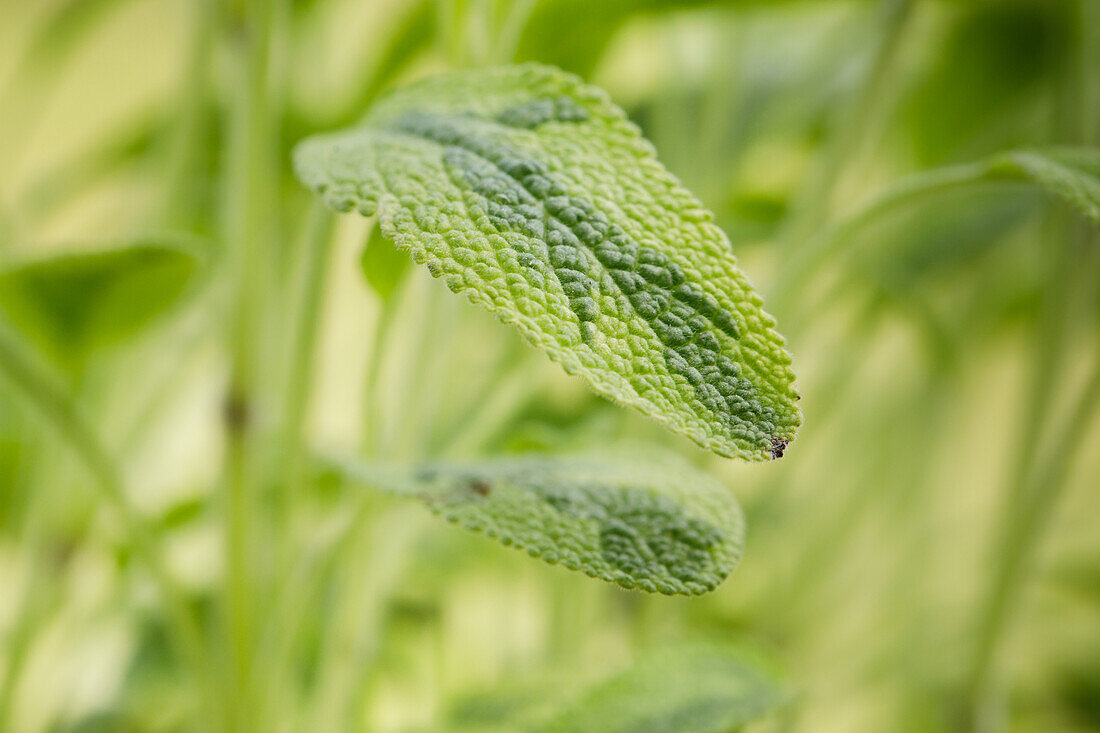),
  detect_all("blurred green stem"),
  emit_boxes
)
[362,289,400,457]
[438,0,471,67]
[163,0,214,228]
[274,202,333,548]
[965,7,1096,726]
[435,349,545,458]
[221,0,279,727]
[0,320,208,692]
[770,163,1025,316]
[781,0,915,251]
[495,0,538,63]
[966,334,1100,732]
